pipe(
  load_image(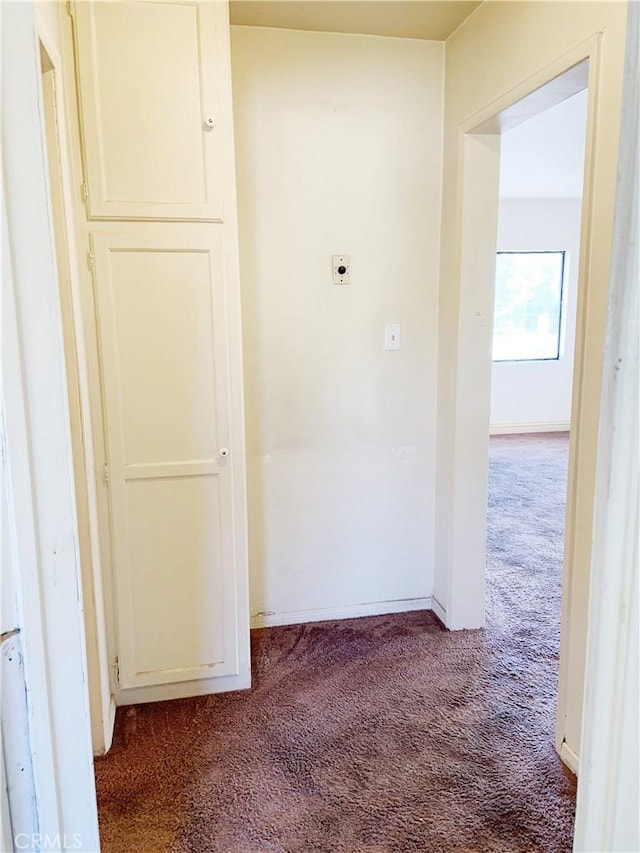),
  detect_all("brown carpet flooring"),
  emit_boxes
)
[95,433,576,852]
